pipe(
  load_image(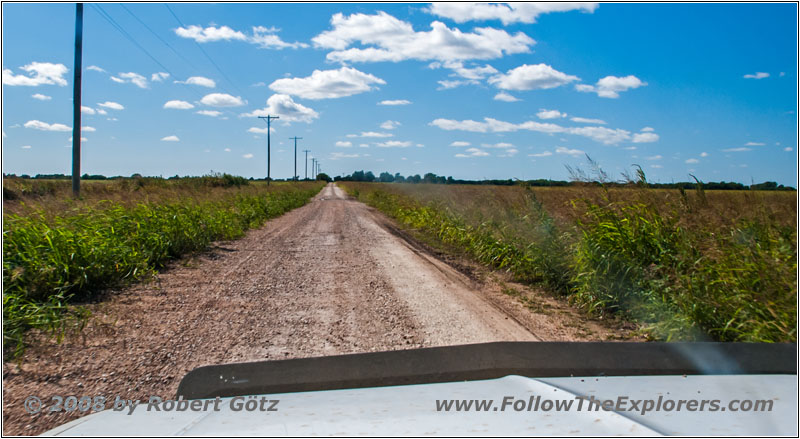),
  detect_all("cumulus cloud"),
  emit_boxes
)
[359,131,393,138]
[380,120,401,130]
[81,106,96,115]
[97,101,124,110]
[743,72,769,79]
[3,62,68,86]
[493,92,520,102]
[269,67,385,99]
[685,158,699,164]
[489,63,579,91]
[575,75,646,98]
[196,110,222,117]
[722,147,751,152]
[640,126,655,132]
[570,116,606,125]
[240,94,318,123]
[81,126,96,132]
[200,93,245,107]
[163,100,195,110]
[455,147,489,158]
[335,141,352,147]
[645,155,662,160]
[115,72,148,88]
[528,151,553,157]
[482,142,514,148]
[378,99,411,106]
[632,132,659,143]
[151,72,170,81]
[87,65,106,73]
[312,12,534,63]
[537,109,567,119]
[429,116,648,145]
[21,145,32,149]
[161,135,180,142]
[251,26,309,49]
[243,153,254,159]
[376,140,413,147]
[450,141,470,147]
[426,2,598,25]
[744,141,765,146]
[24,120,71,131]
[31,93,51,101]
[247,127,272,135]
[700,152,709,157]
[176,76,216,88]
[330,152,360,160]
[175,25,247,43]
[555,146,584,157]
